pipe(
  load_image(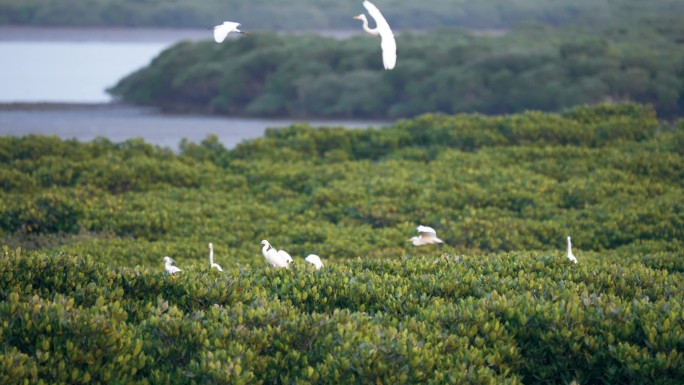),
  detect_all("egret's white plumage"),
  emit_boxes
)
[410,225,444,246]
[260,240,291,268]
[305,254,324,270]
[208,242,223,271]
[163,256,182,275]
[279,249,293,264]
[354,1,396,70]
[567,236,578,264]
[213,21,249,43]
